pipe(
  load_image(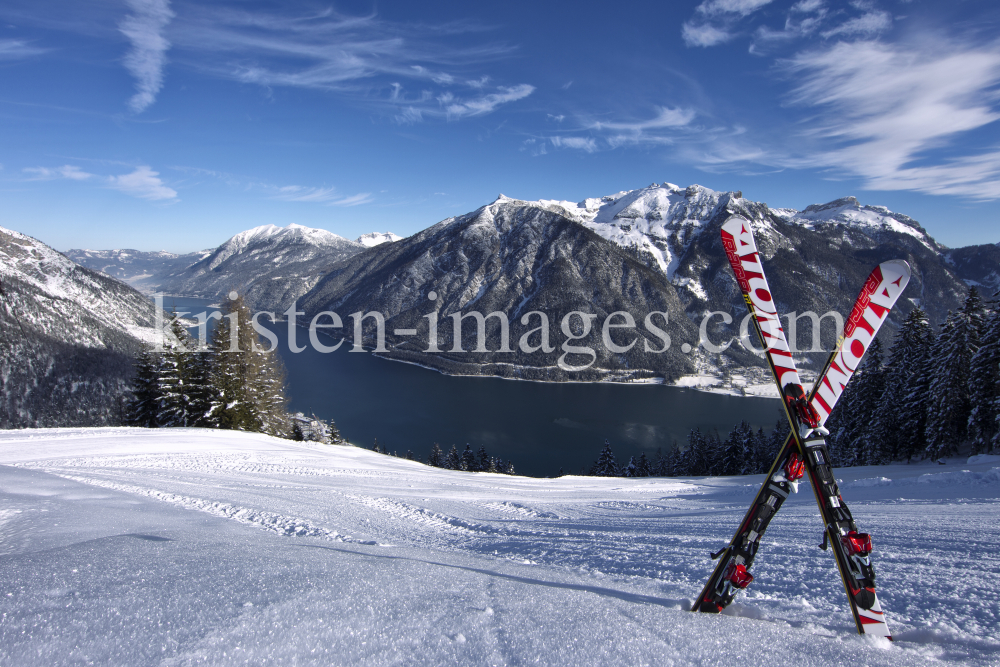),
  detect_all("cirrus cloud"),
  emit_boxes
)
[23,165,95,181]
[119,0,174,113]
[780,39,1000,198]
